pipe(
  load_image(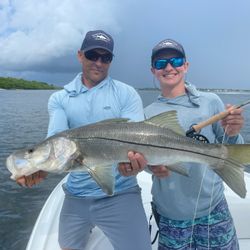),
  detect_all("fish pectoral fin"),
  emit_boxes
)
[213,160,246,199]
[164,163,189,176]
[144,110,185,136]
[86,164,115,196]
